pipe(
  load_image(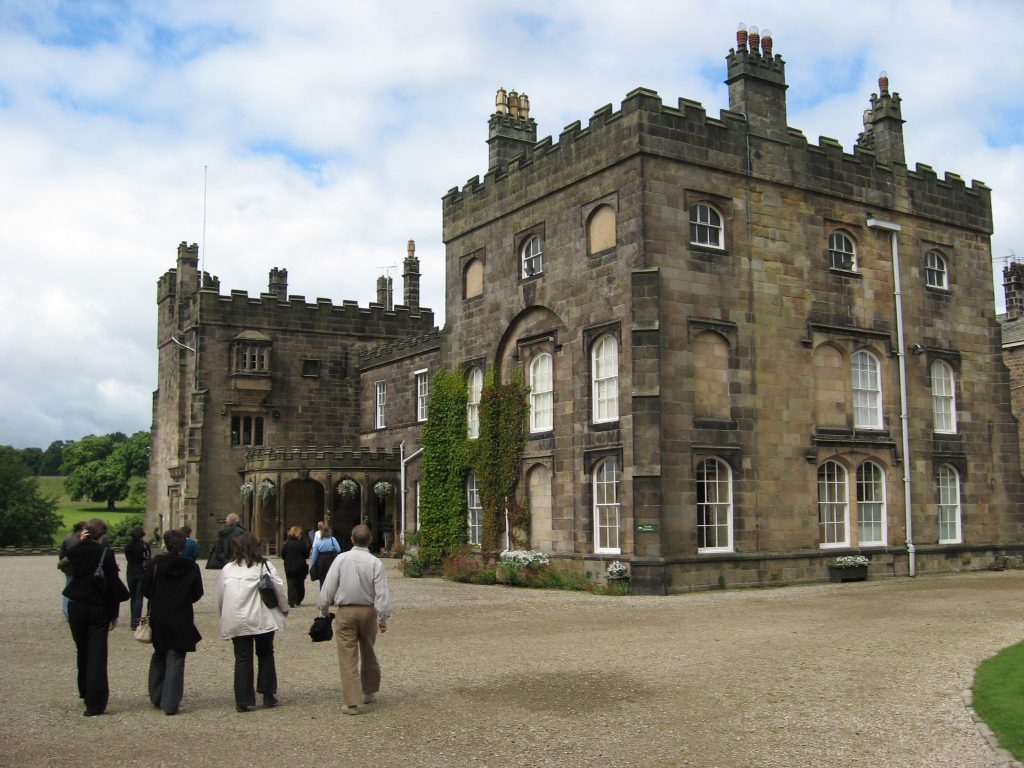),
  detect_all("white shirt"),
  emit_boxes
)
[317,546,392,626]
